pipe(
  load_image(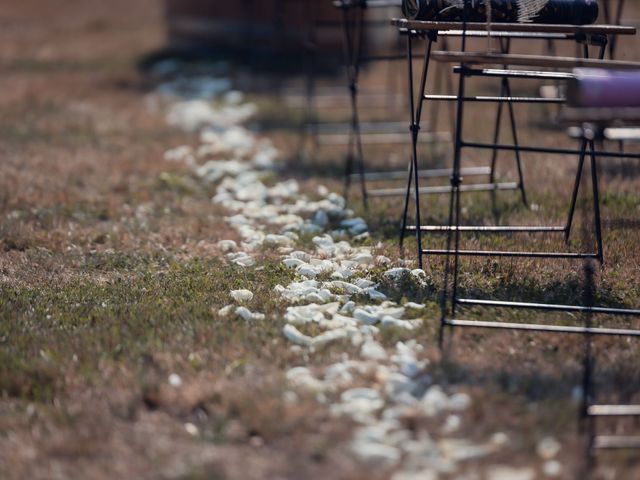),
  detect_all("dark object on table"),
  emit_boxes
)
[402,0,599,25]
[164,0,343,56]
